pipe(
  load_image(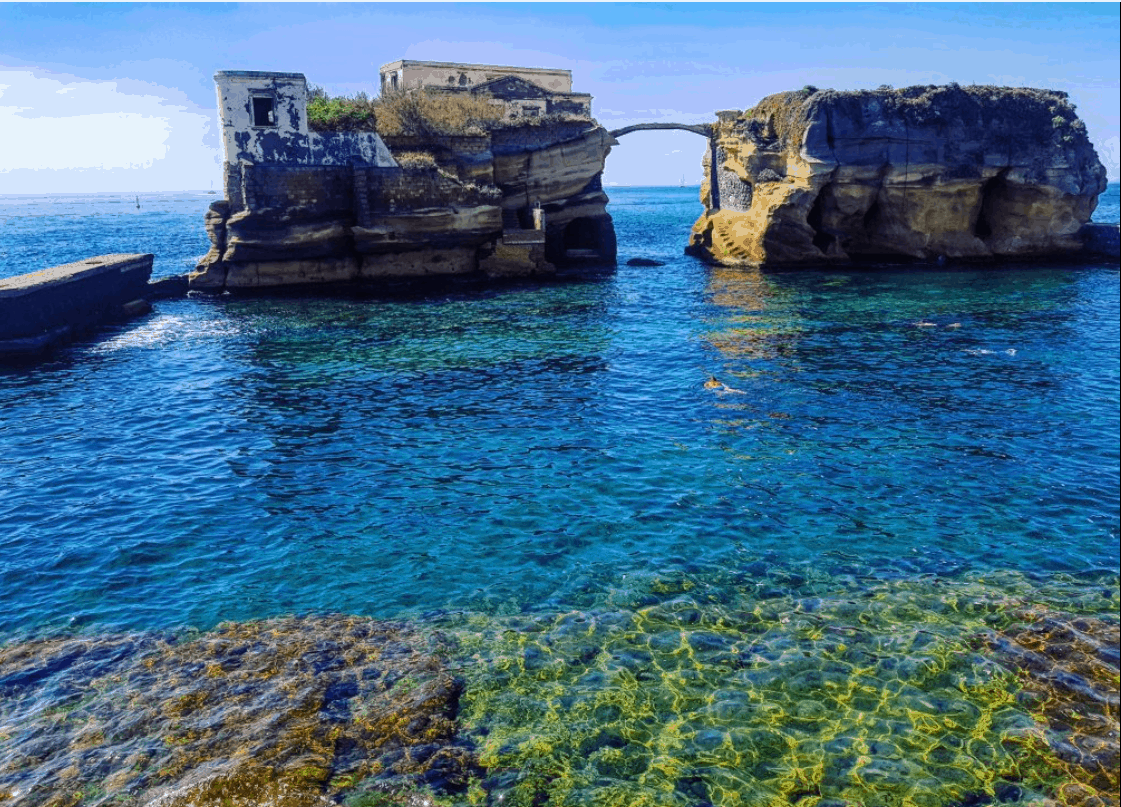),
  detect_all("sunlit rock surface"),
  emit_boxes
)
[0,616,474,806]
[2,575,1116,806]
[688,85,1108,267]
[988,610,1120,806]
